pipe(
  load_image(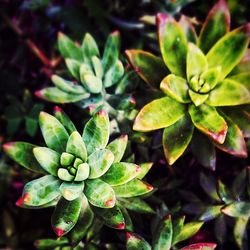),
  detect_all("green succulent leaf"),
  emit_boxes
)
[198,0,230,53]
[3,142,45,174]
[102,31,120,72]
[93,205,125,230]
[70,194,94,246]
[173,221,204,245]
[59,182,84,201]
[104,60,124,88]
[231,59,250,75]
[75,163,90,181]
[234,217,248,249]
[214,114,247,158]
[221,202,250,218]
[101,162,140,186]
[82,33,100,64]
[82,110,110,155]
[172,216,185,245]
[88,149,114,179]
[106,135,128,163]
[118,204,133,231]
[51,195,82,237]
[162,114,194,165]
[17,175,61,207]
[113,179,153,198]
[58,32,82,61]
[157,13,187,77]
[36,87,90,104]
[200,66,221,91]
[188,104,228,144]
[133,97,186,132]
[160,74,190,103]
[199,205,223,221]
[179,15,197,43]
[187,43,208,82]
[207,79,250,106]
[39,112,69,153]
[85,179,116,208]
[188,90,209,106]
[80,64,103,94]
[34,238,69,249]
[125,49,168,88]
[152,215,173,250]
[228,73,250,91]
[65,59,81,80]
[92,56,104,79]
[57,168,75,182]
[54,106,77,134]
[206,24,250,79]
[126,232,151,250]
[66,131,87,162]
[51,75,86,94]
[136,162,153,180]
[33,147,60,176]
[119,197,155,214]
